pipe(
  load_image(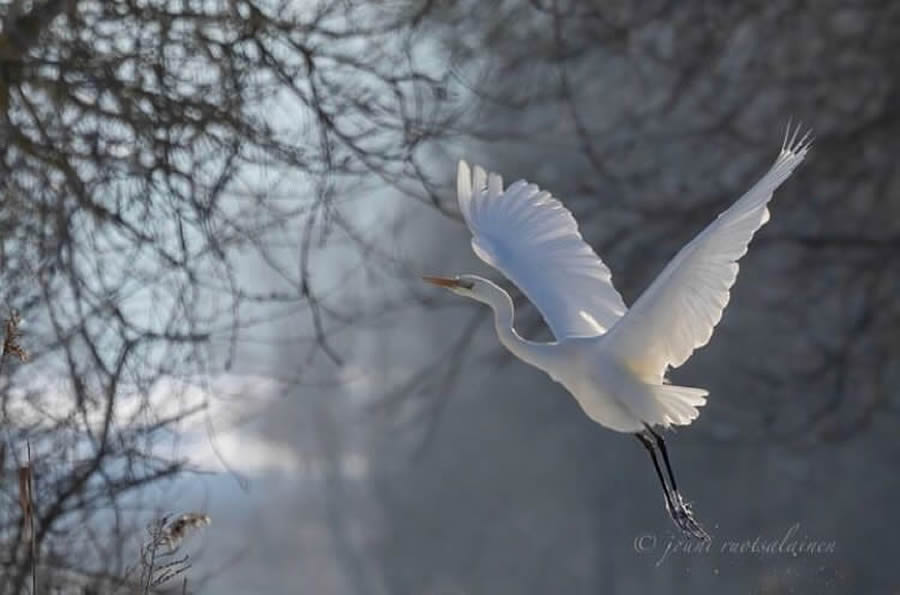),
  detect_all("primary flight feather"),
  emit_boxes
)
[424,126,812,539]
